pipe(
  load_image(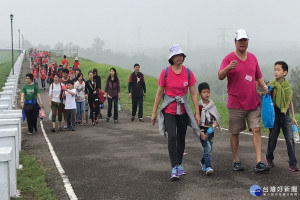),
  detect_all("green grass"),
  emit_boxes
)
[53,56,300,135]
[0,51,20,90]
[12,151,57,200]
